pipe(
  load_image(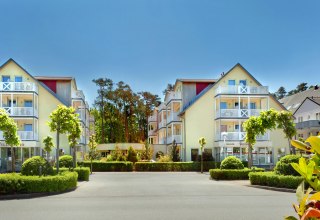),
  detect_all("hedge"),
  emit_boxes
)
[58,167,90,181]
[210,168,265,180]
[249,172,304,189]
[0,171,78,194]
[135,162,217,172]
[78,161,133,172]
